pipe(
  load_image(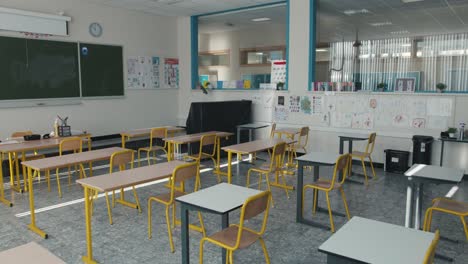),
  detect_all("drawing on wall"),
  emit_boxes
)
[278,96,285,106]
[395,78,416,92]
[164,58,179,88]
[274,106,288,121]
[325,96,336,112]
[393,114,409,127]
[312,96,323,114]
[412,118,426,128]
[352,113,374,129]
[331,112,353,128]
[289,96,300,113]
[369,98,377,109]
[301,96,312,114]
